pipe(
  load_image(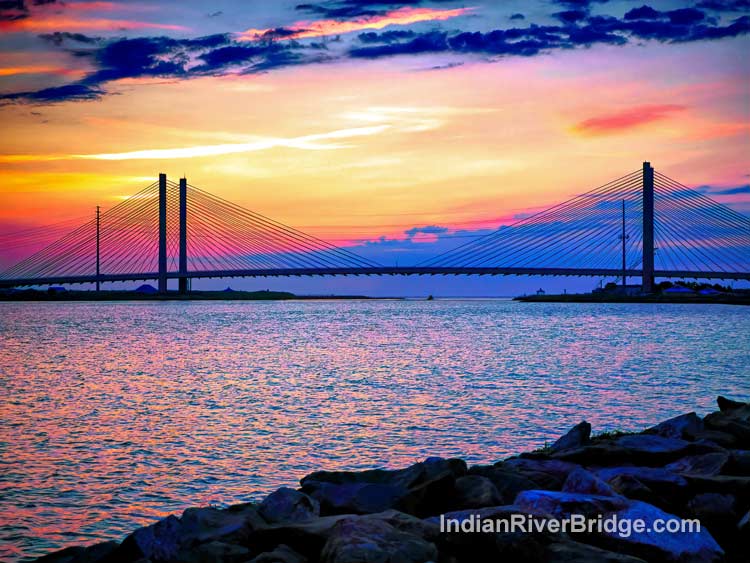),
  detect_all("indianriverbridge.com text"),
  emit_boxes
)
[439,513,701,538]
